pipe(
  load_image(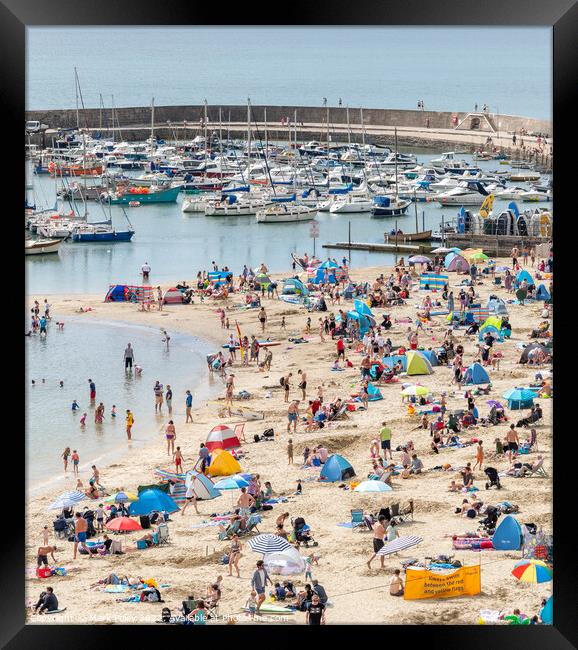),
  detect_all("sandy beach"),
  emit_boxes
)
[26,259,552,625]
